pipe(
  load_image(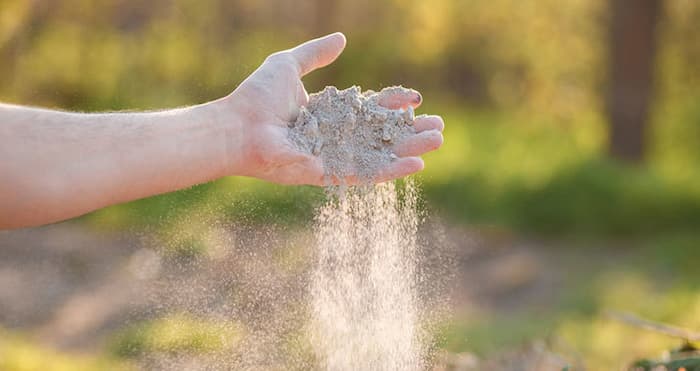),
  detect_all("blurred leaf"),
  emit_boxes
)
[110,312,244,358]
